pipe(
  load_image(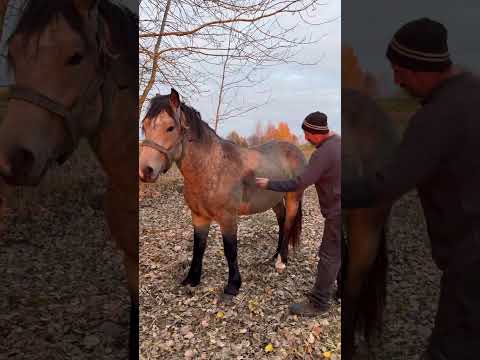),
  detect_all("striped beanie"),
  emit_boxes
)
[386,18,452,72]
[302,112,329,134]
